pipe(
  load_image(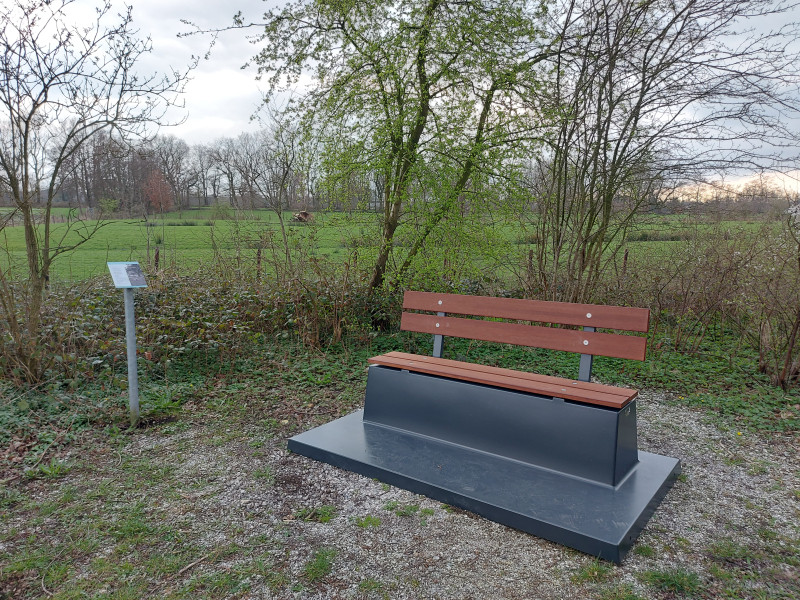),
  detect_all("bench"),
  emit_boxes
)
[289,291,681,563]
